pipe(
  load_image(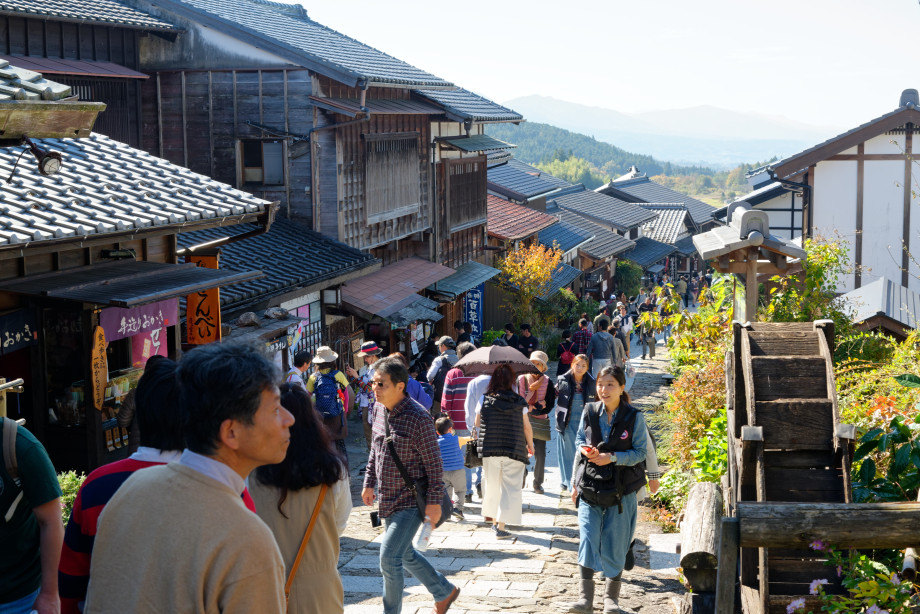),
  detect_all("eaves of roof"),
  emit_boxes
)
[487,196,558,240]
[547,206,636,260]
[155,0,453,90]
[414,88,524,124]
[538,221,592,254]
[178,218,378,310]
[0,0,177,30]
[620,237,676,268]
[599,177,716,228]
[771,104,920,179]
[551,190,657,232]
[342,257,454,318]
[840,276,920,331]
